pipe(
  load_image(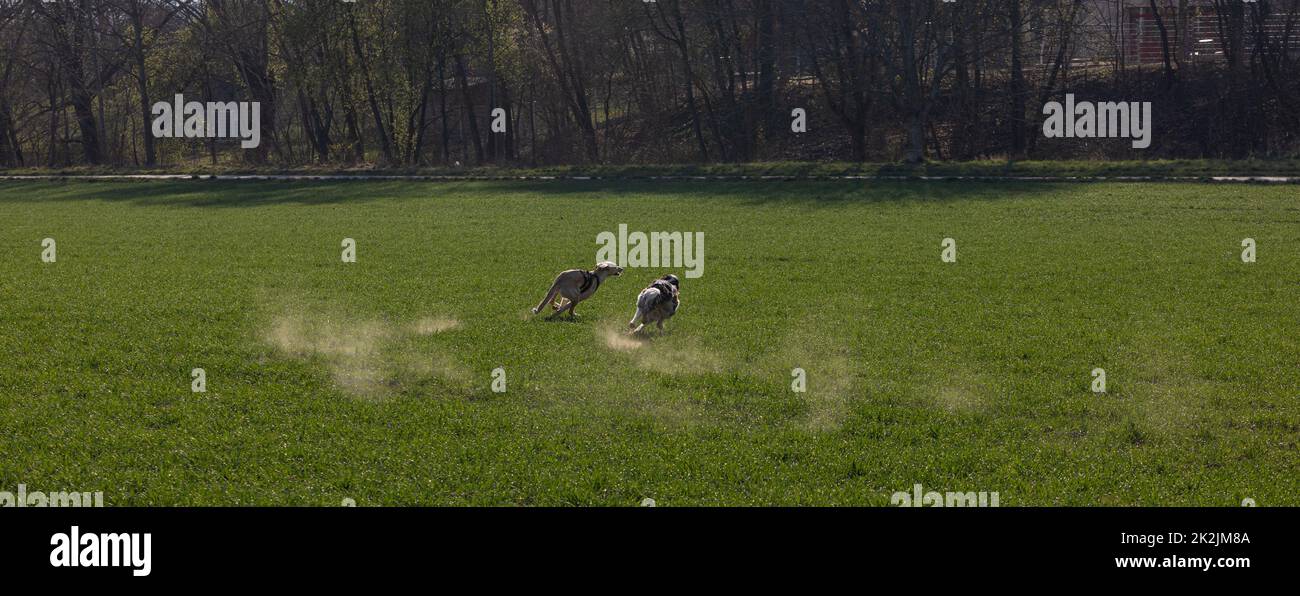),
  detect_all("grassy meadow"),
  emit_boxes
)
[0,179,1296,505]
